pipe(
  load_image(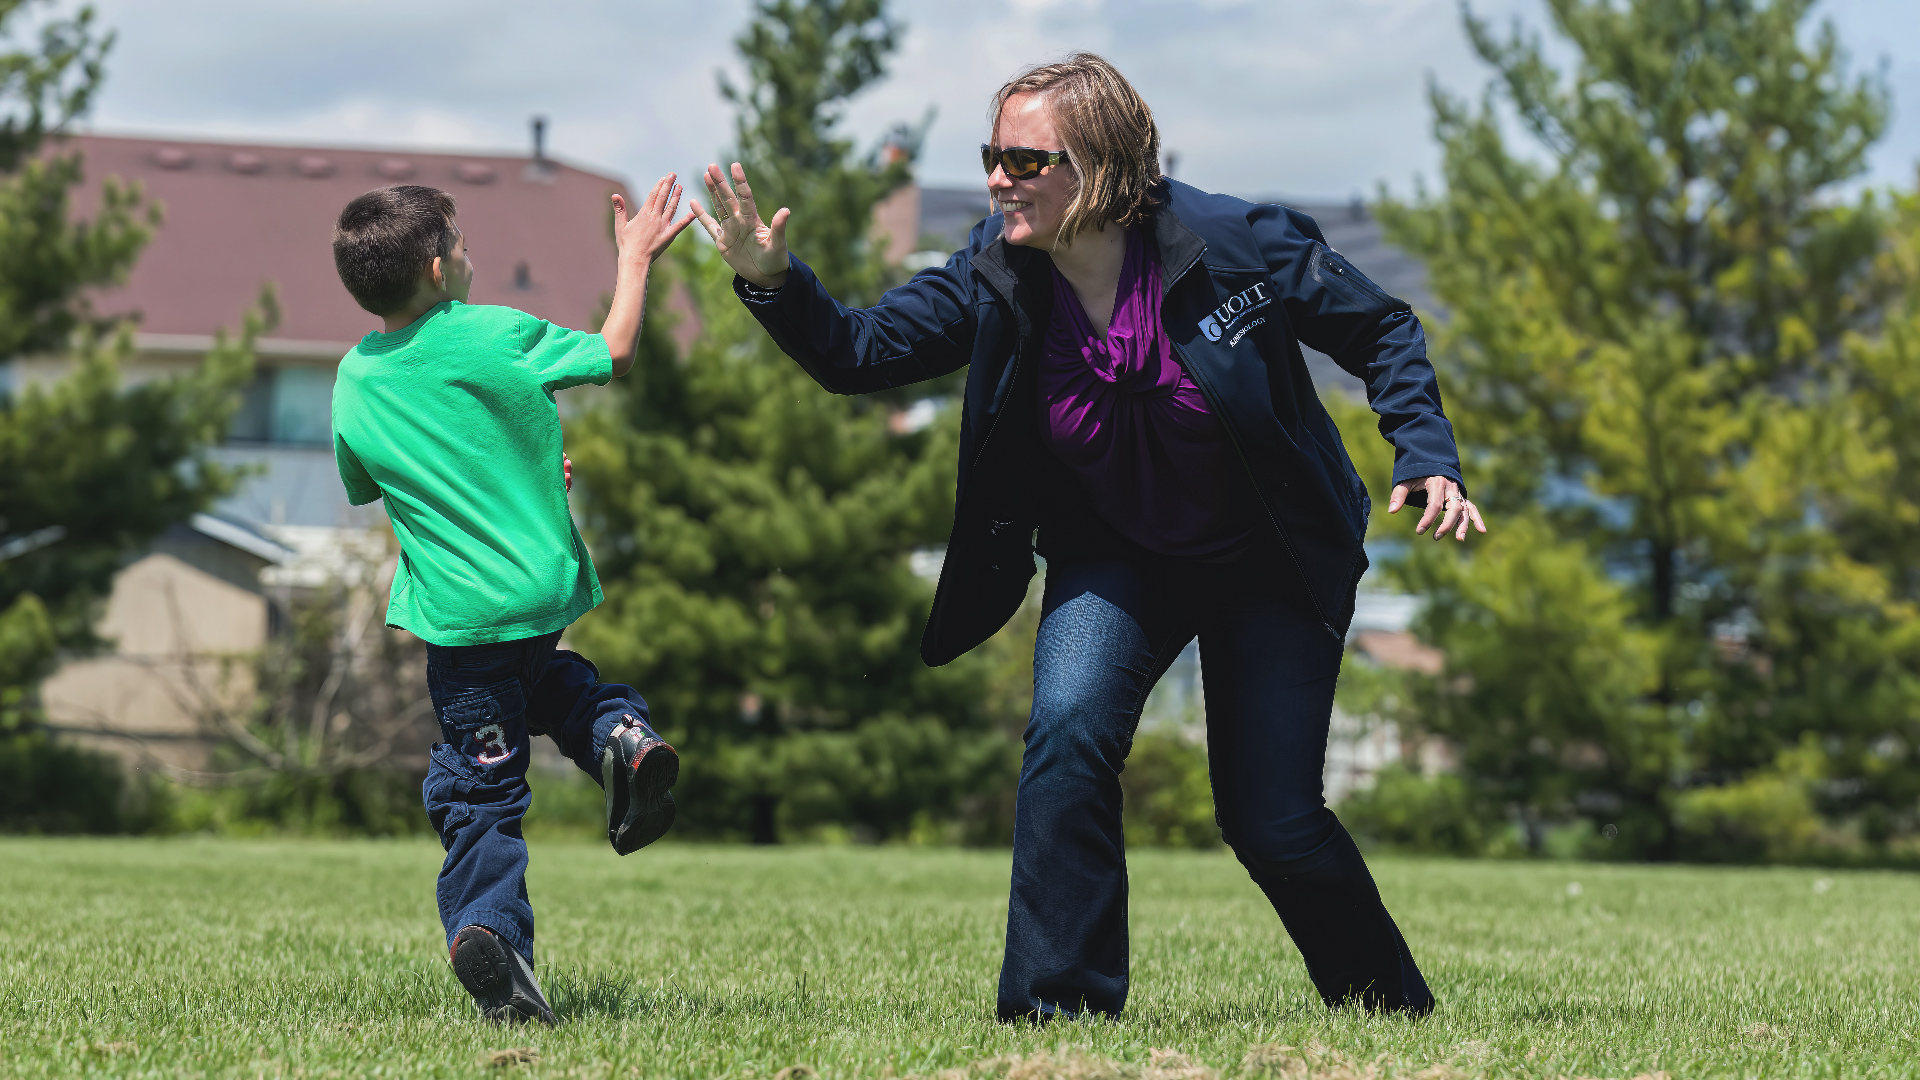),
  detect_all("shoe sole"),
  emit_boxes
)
[450,927,552,1024]
[605,740,679,855]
